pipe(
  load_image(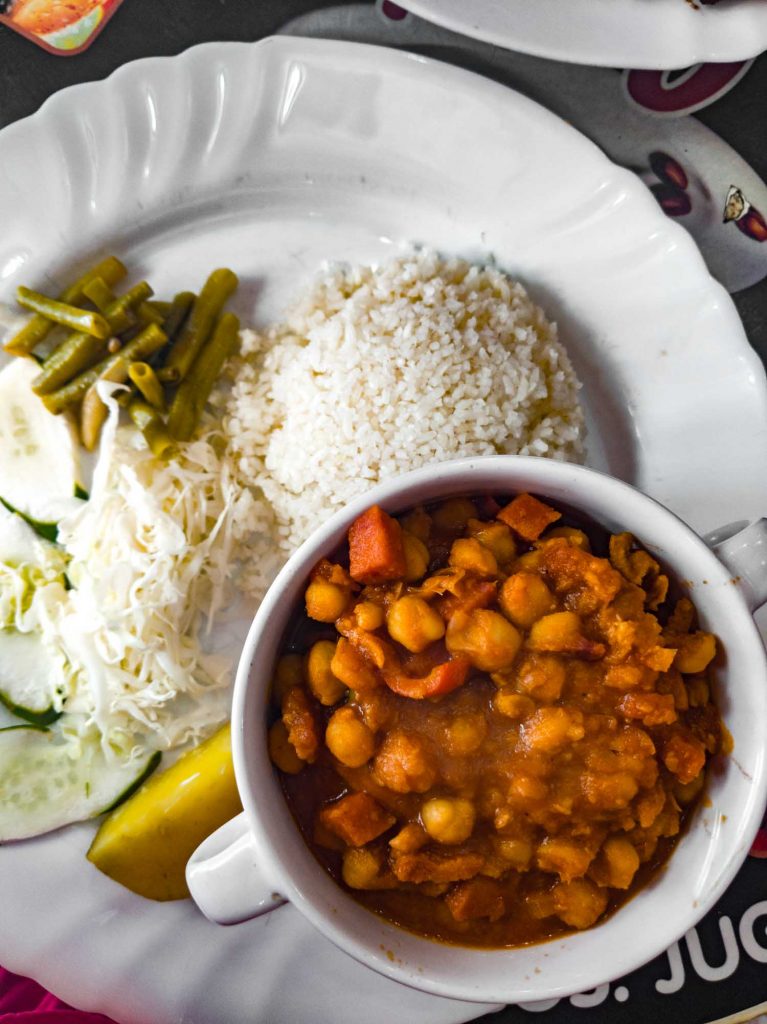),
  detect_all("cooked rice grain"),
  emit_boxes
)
[219,250,584,554]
